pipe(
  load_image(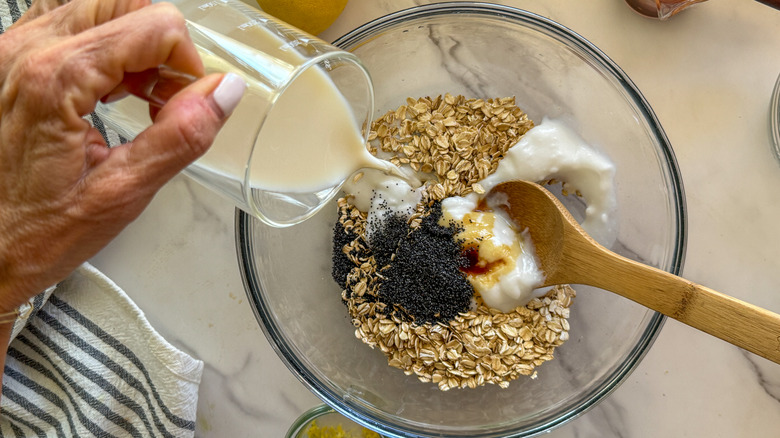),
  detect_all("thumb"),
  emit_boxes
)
[106,72,247,190]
